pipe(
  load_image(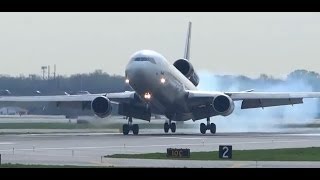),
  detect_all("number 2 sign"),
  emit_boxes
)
[219,145,232,159]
